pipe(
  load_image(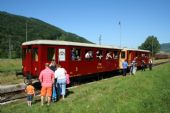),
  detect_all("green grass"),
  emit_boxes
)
[1,62,170,113]
[0,59,23,84]
[0,72,23,85]
[153,58,170,64]
[0,58,169,85]
[0,59,22,72]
